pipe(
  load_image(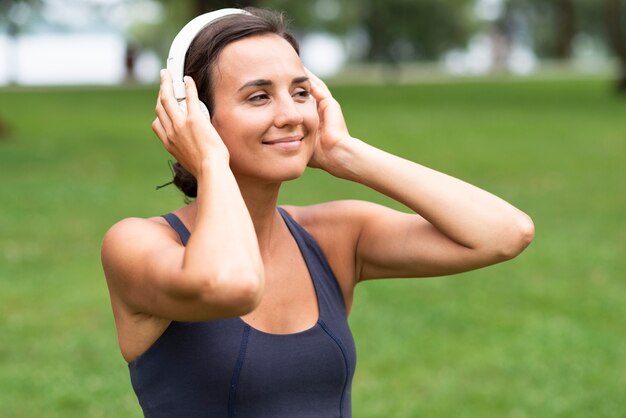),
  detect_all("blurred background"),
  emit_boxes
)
[0,0,625,87]
[0,1,625,417]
